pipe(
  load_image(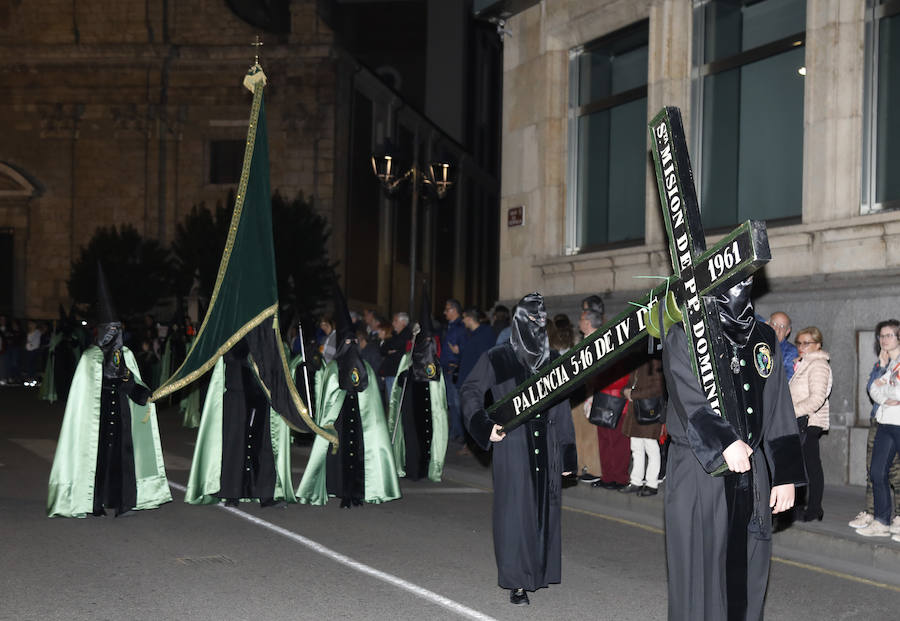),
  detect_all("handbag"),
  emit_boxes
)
[588,392,627,428]
[633,396,663,424]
